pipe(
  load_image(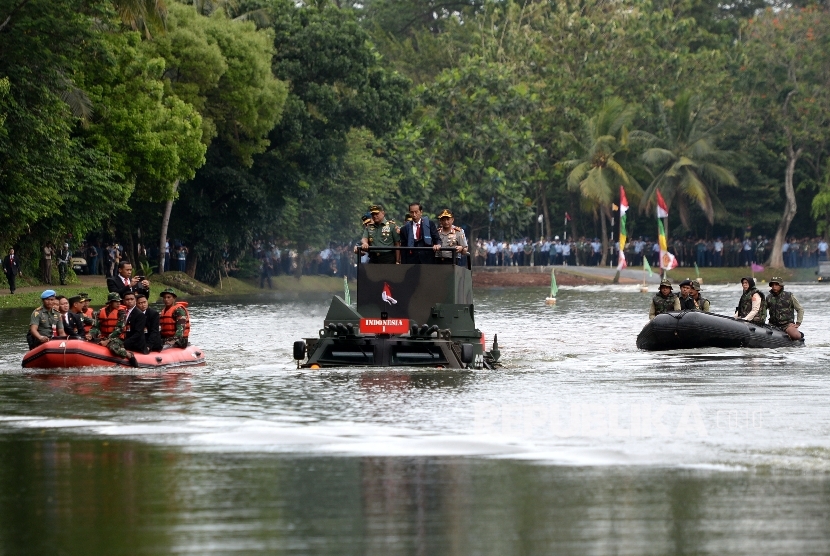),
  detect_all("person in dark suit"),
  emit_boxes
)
[57,296,87,339]
[121,291,147,354]
[401,203,439,264]
[398,212,414,263]
[2,248,22,294]
[68,296,93,340]
[136,294,162,352]
[107,260,150,299]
